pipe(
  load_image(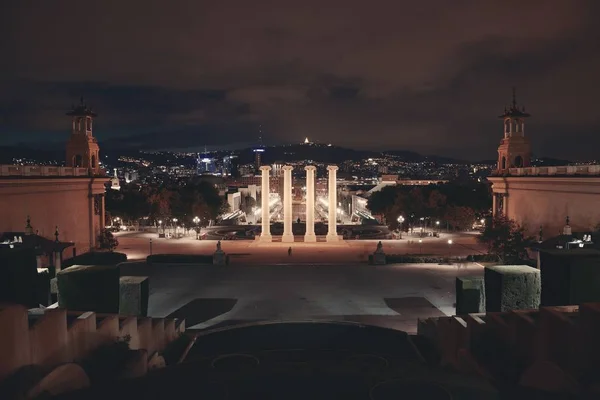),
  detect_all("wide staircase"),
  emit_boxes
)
[0,304,190,398]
